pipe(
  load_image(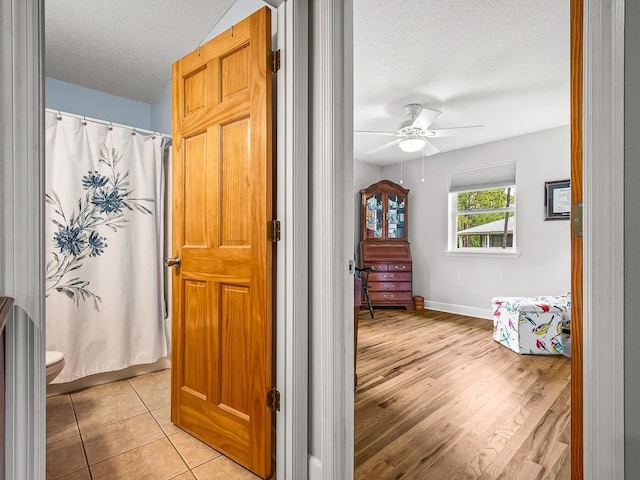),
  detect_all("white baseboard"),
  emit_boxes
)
[424,300,492,320]
[308,455,322,480]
